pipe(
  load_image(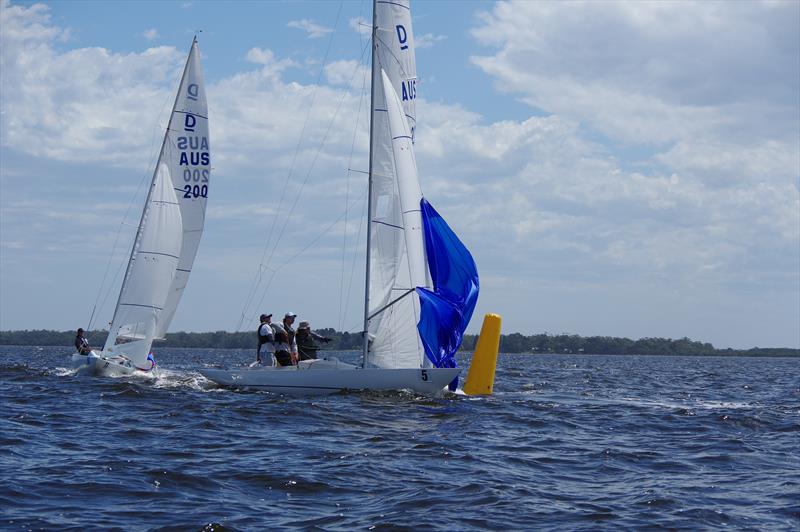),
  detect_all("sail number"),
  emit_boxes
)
[183,169,209,198]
